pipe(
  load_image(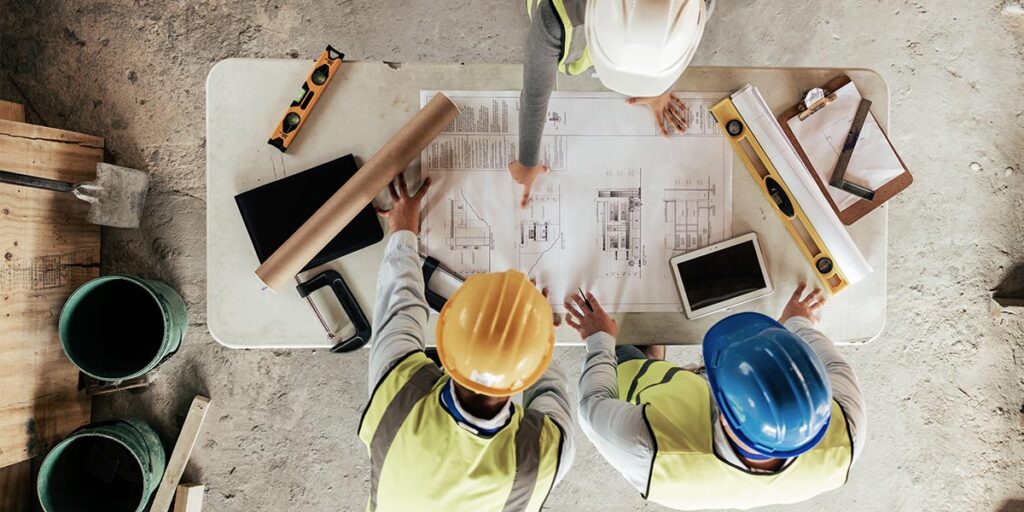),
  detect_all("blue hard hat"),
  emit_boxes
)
[703,312,832,458]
